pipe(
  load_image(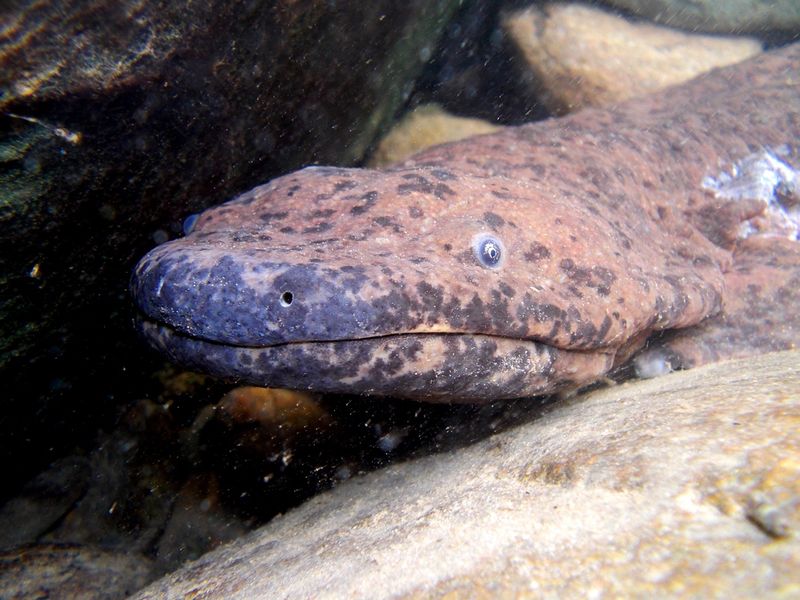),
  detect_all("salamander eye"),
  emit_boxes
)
[182,213,200,235]
[472,234,505,269]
